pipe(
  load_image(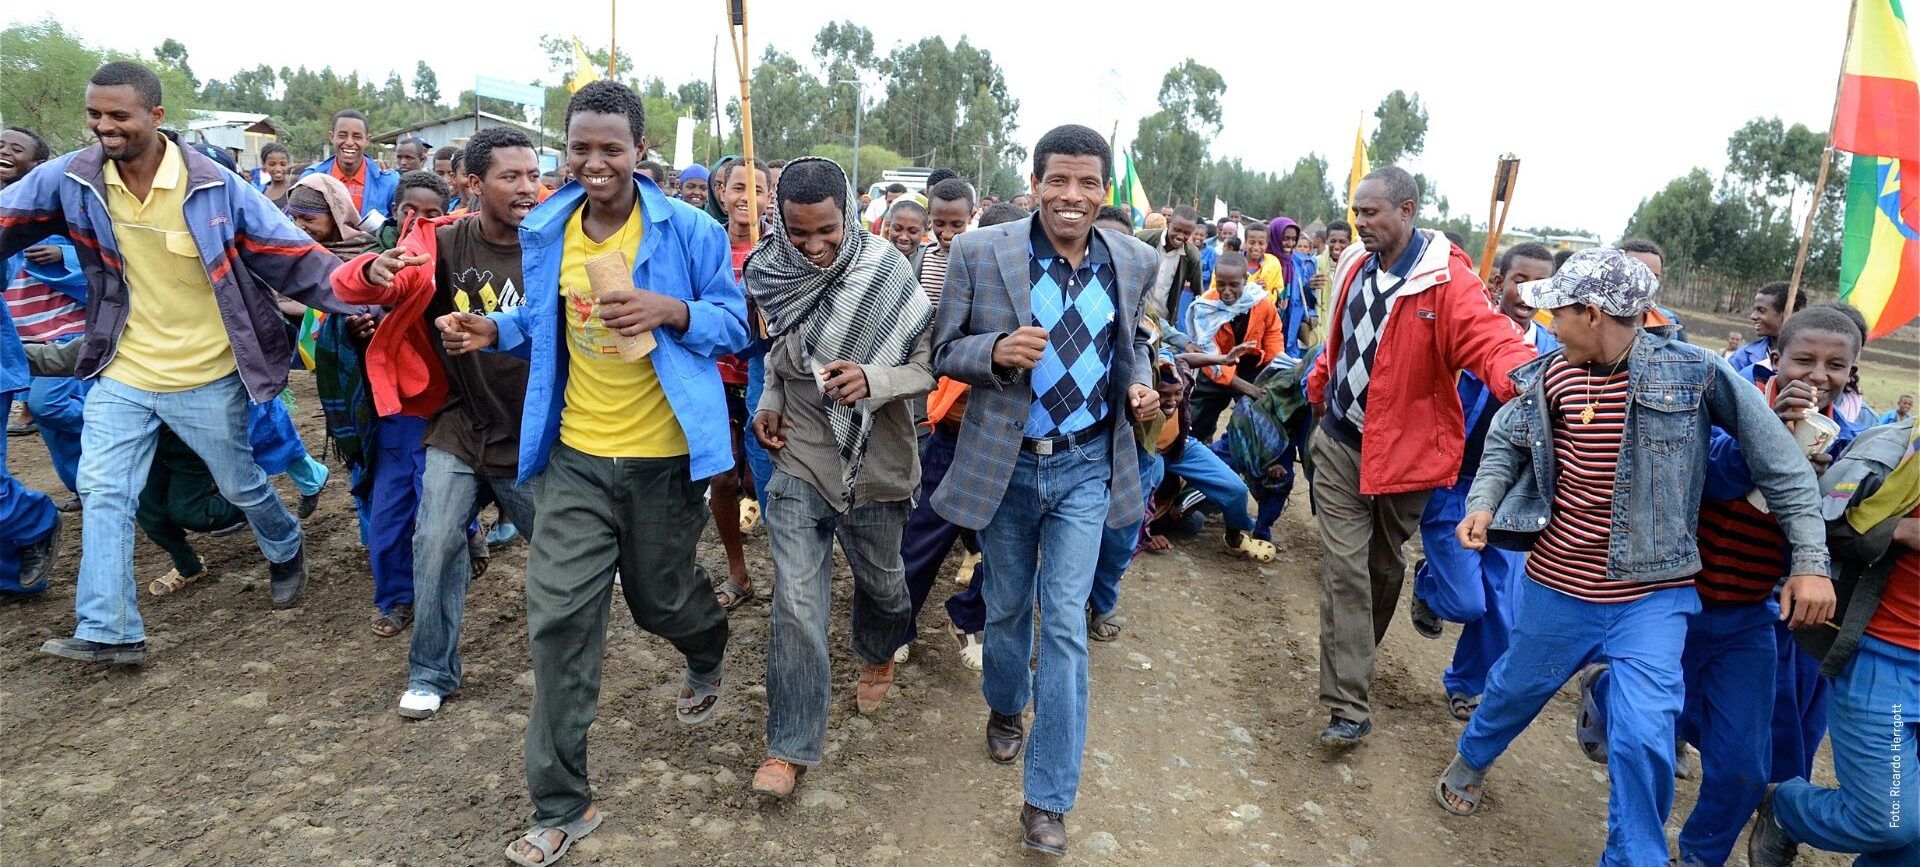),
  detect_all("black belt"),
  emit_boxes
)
[1021,421,1107,456]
